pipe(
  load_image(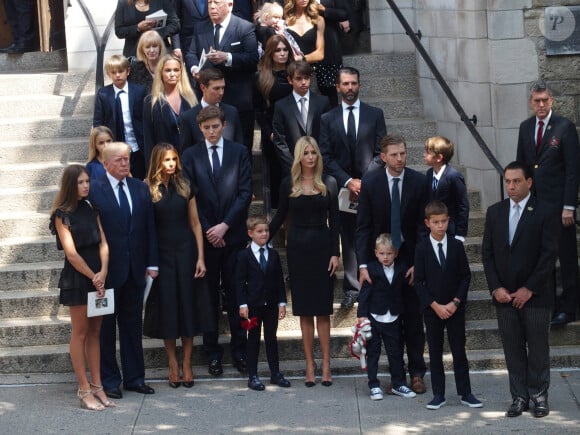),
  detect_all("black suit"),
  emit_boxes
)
[178,102,244,152]
[320,101,386,294]
[272,92,331,174]
[482,196,559,401]
[414,236,472,397]
[185,14,258,149]
[115,0,180,58]
[171,0,210,54]
[356,167,428,378]
[357,259,405,389]
[426,165,469,238]
[89,174,158,391]
[516,112,580,315]
[235,245,286,377]
[182,139,252,361]
[93,82,147,179]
